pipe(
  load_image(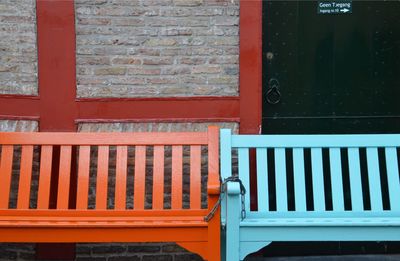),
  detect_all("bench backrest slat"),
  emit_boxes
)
[171,146,183,209]
[293,148,306,211]
[329,148,345,211]
[222,129,400,215]
[18,145,34,209]
[367,148,383,211]
[190,146,201,209]
[153,146,165,210]
[57,146,72,209]
[385,147,400,211]
[311,148,325,212]
[133,145,146,210]
[256,148,268,212]
[275,148,288,212]
[348,148,364,211]
[0,145,13,209]
[96,146,109,210]
[115,146,128,210]
[37,145,53,209]
[76,145,90,210]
